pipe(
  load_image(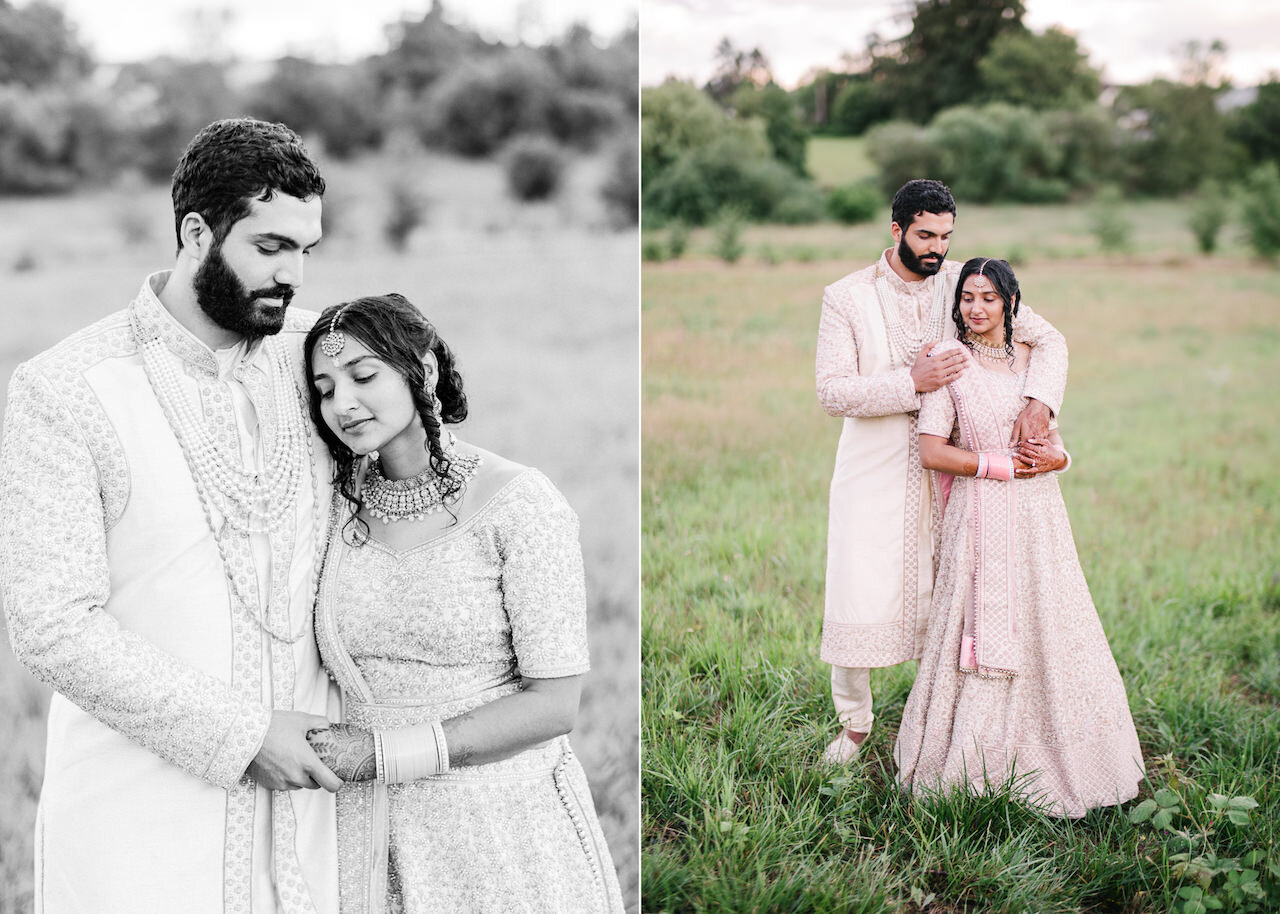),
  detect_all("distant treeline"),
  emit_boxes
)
[642,0,1280,225]
[0,1,637,194]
